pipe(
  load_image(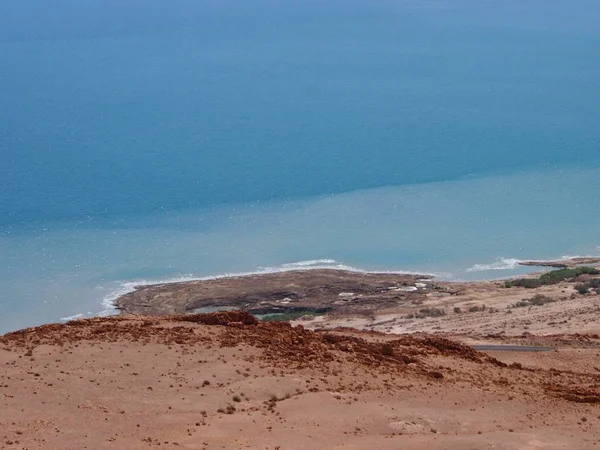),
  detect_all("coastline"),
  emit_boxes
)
[4,164,600,334]
[113,257,600,337]
[111,256,600,315]
[114,268,431,317]
[2,254,598,335]
[3,258,600,449]
[97,260,432,320]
